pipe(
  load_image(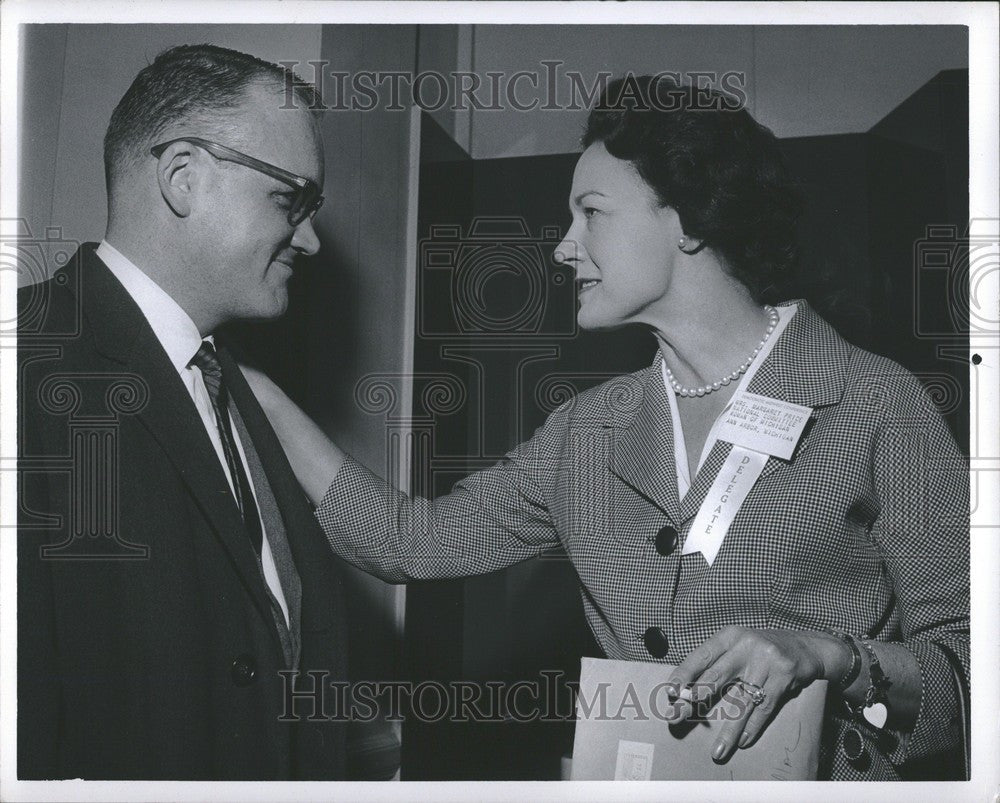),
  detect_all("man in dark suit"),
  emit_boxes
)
[18,44,349,780]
